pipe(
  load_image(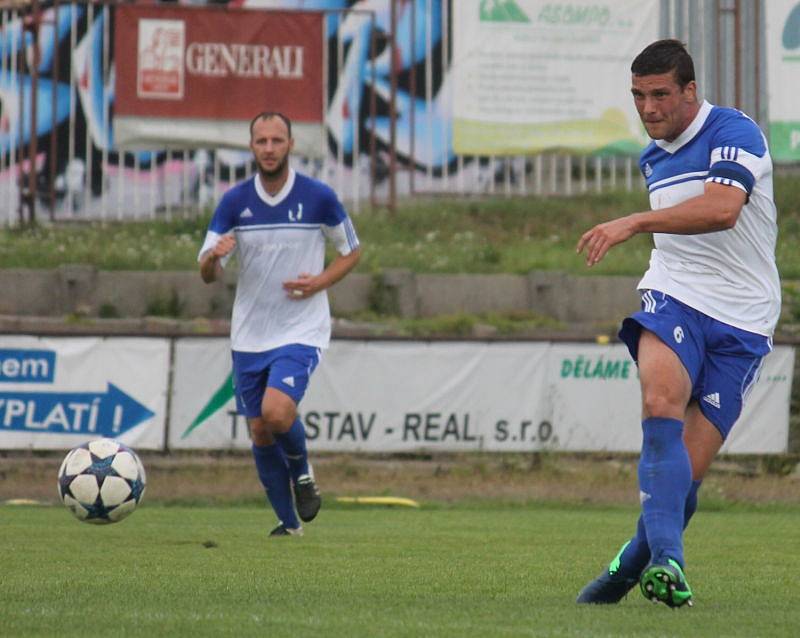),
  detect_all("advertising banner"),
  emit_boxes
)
[0,337,169,450]
[171,339,793,454]
[451,0,658,155]
[548,344,795,454]
[170,339,550,452]
[766,0,800,161]
[114,6,325,154]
